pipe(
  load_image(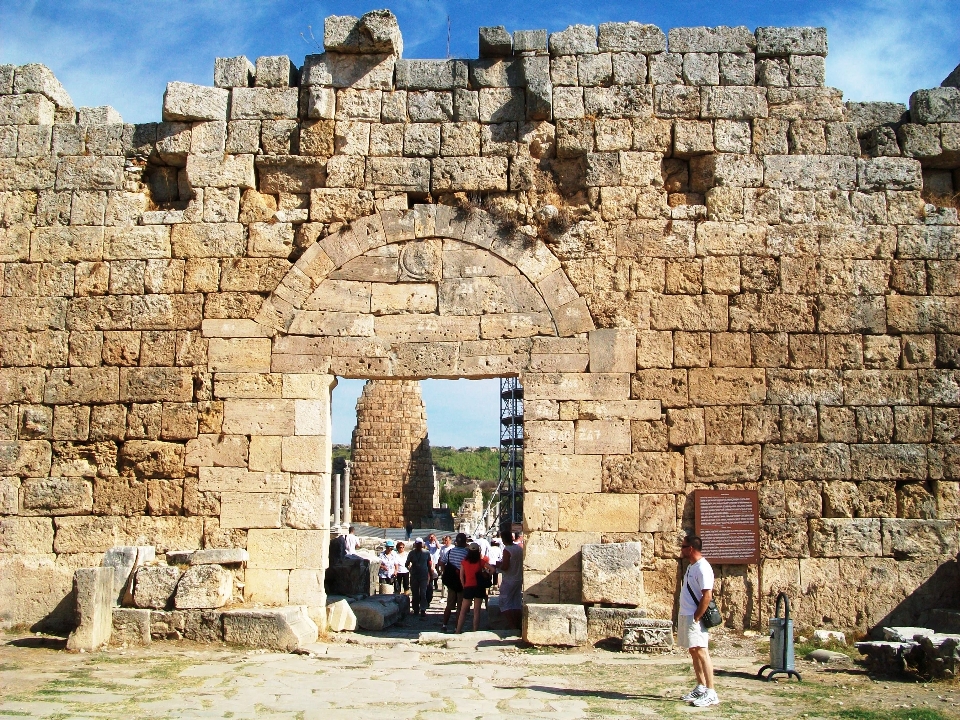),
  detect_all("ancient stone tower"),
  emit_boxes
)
[349,380,434,527]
